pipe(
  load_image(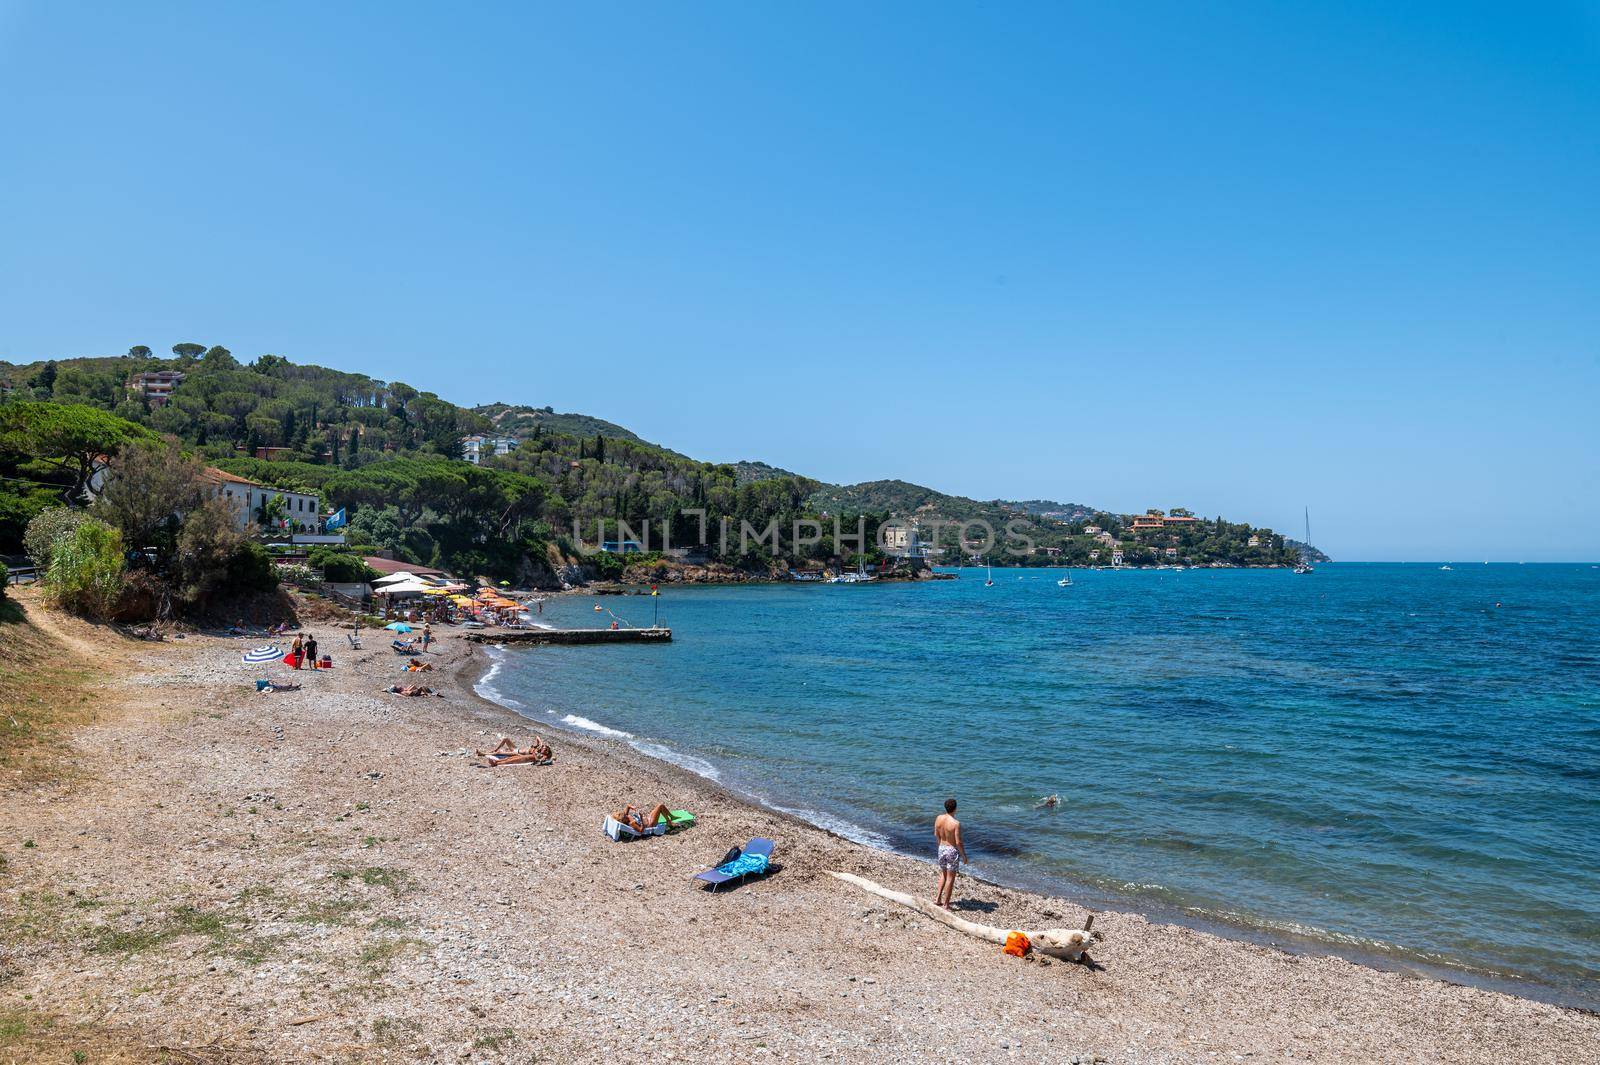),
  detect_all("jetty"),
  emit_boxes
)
[464,627,671,646]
